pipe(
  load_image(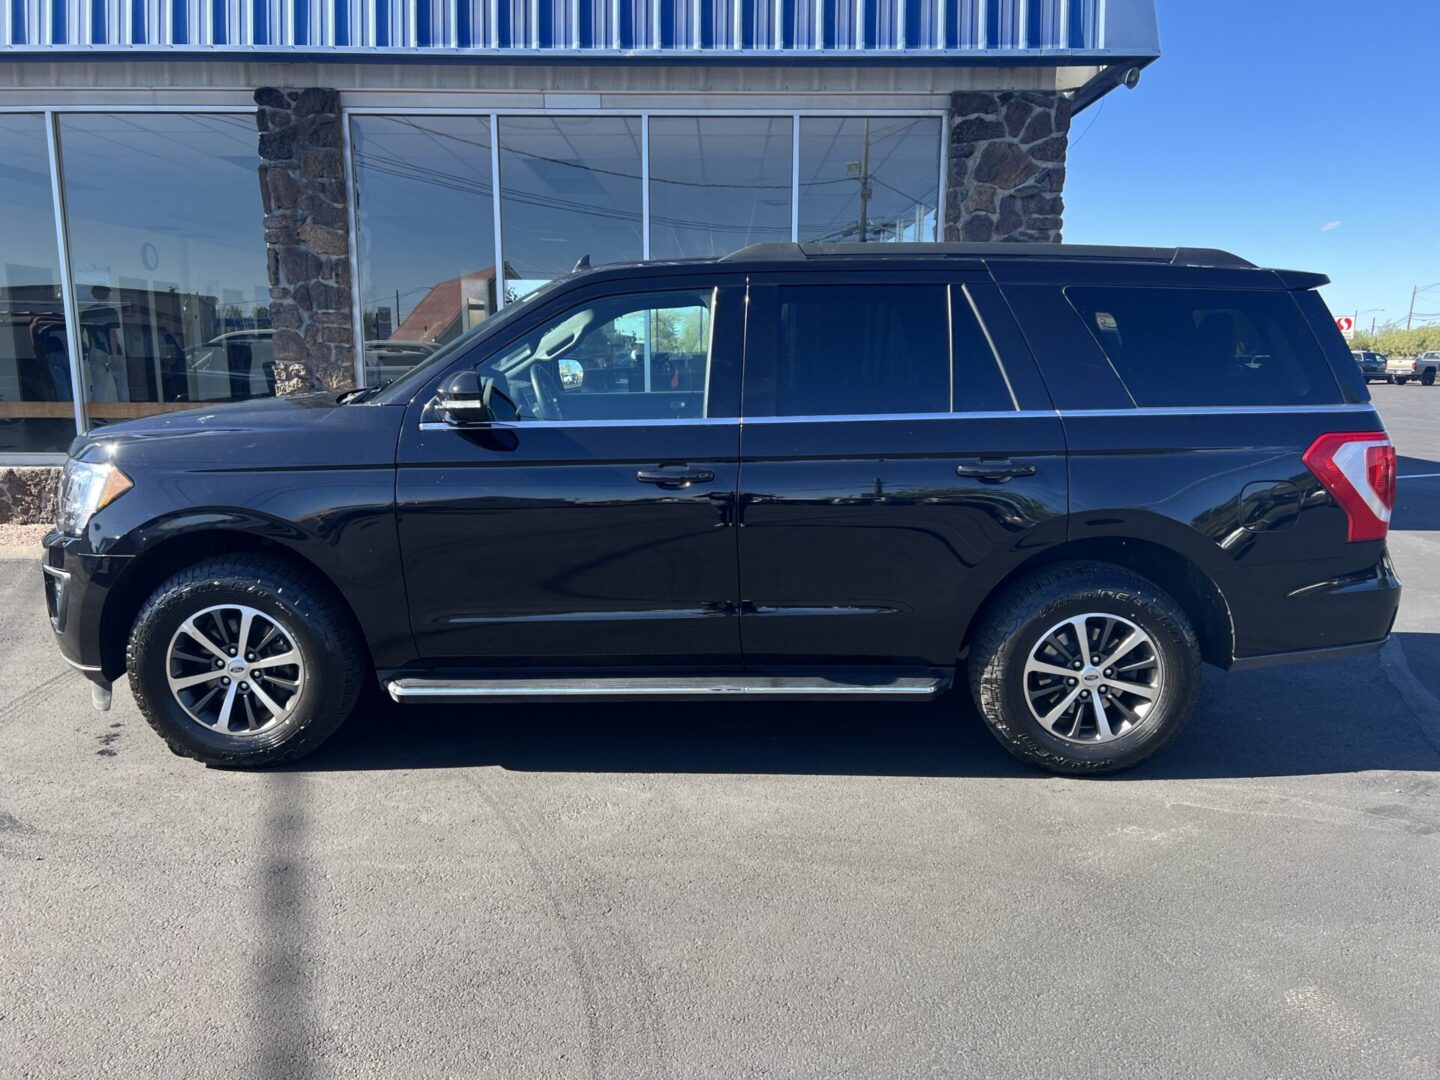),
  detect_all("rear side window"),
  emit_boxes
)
[1065,287,1343,408]
[771,285,949,416]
